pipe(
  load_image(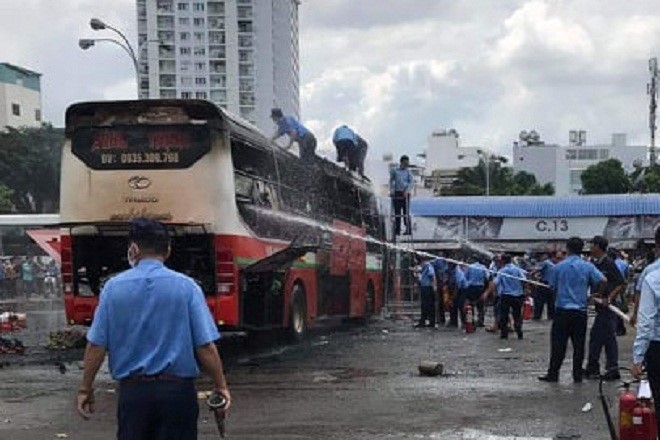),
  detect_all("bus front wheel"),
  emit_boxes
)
[289,284,307,342]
